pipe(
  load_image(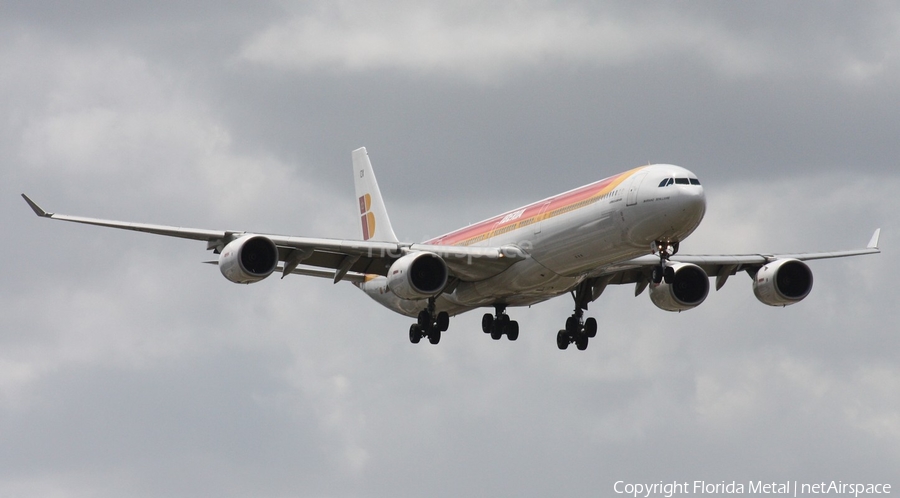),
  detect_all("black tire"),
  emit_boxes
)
[418,310,431,328]
[482,313,494,333]
[507,321,519,341]
[409,324,422,344]
[664,266,675,284]
[565,316,580,335]
[652,266,663,284]
[556,330,569,350]
[436,311,450,332]
[428,329,441,345]
[575,333,588,351]
[584,317,597,338]
[490,327,503,340]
